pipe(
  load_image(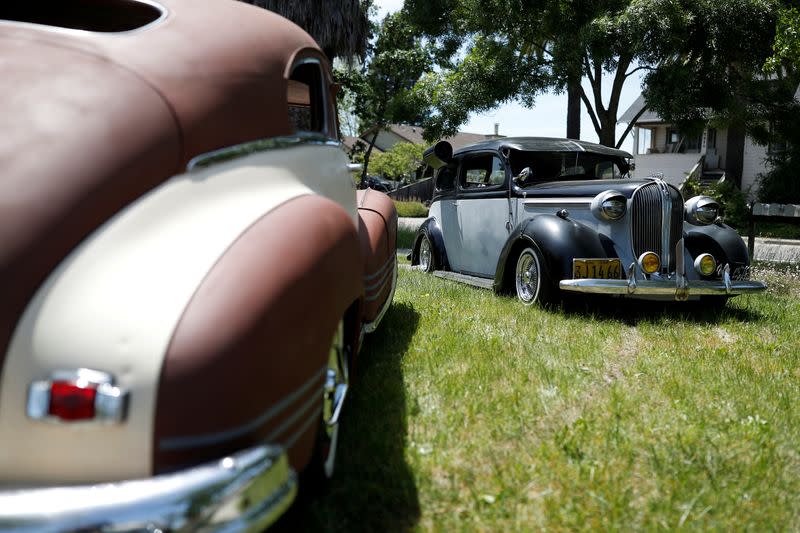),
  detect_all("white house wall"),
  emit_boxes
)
[631,153,700,188]
[742,136,769,195]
